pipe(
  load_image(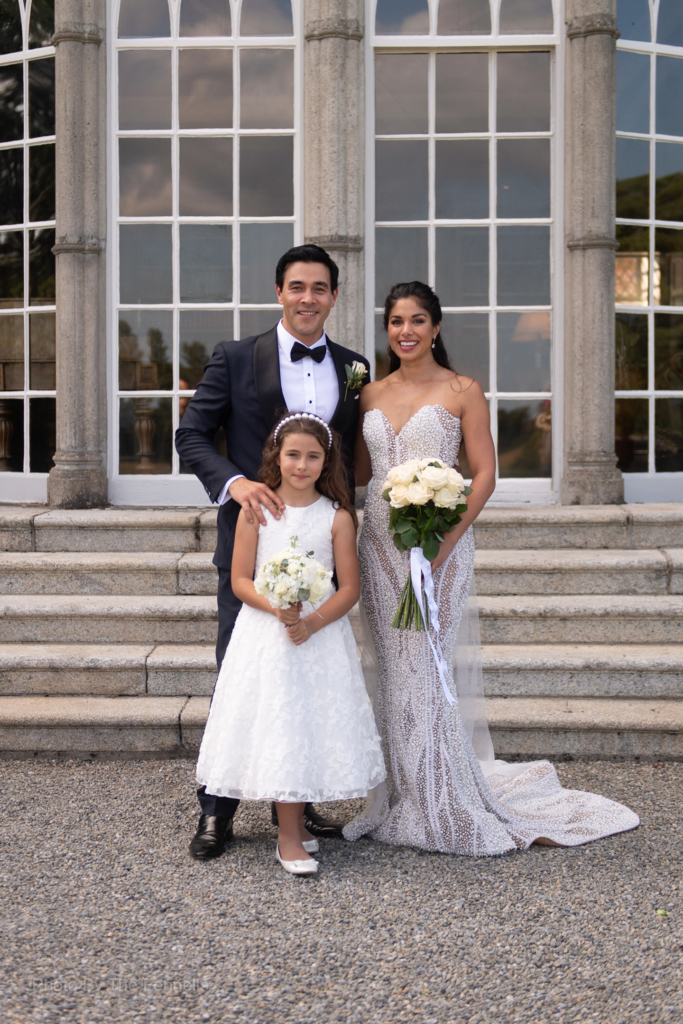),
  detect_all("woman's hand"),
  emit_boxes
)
[430,529,461,572]
[285,616,313,645]
[274,602,302,626]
